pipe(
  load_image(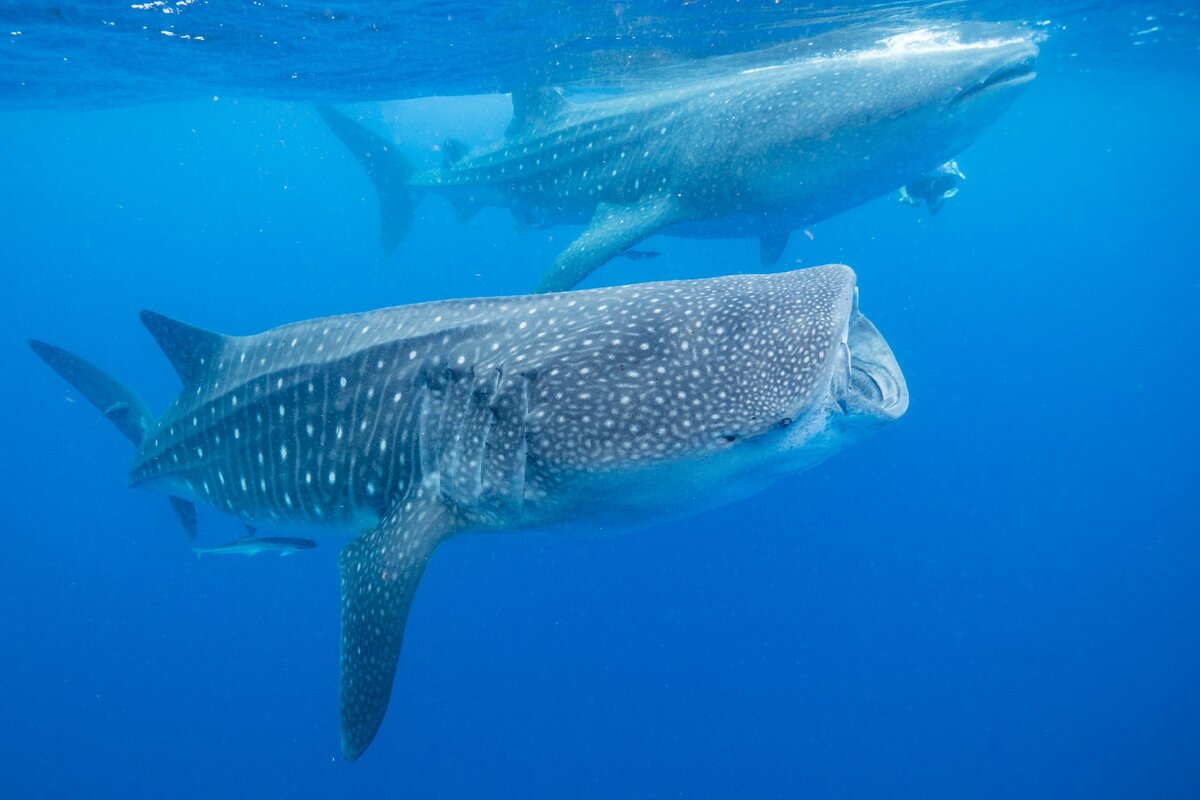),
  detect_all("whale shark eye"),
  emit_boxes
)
[777,417,793,429]
[718,434,738,444]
